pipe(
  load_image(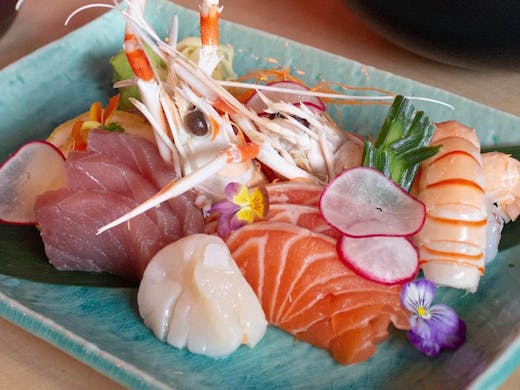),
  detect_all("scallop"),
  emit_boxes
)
[137,234,267,358]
